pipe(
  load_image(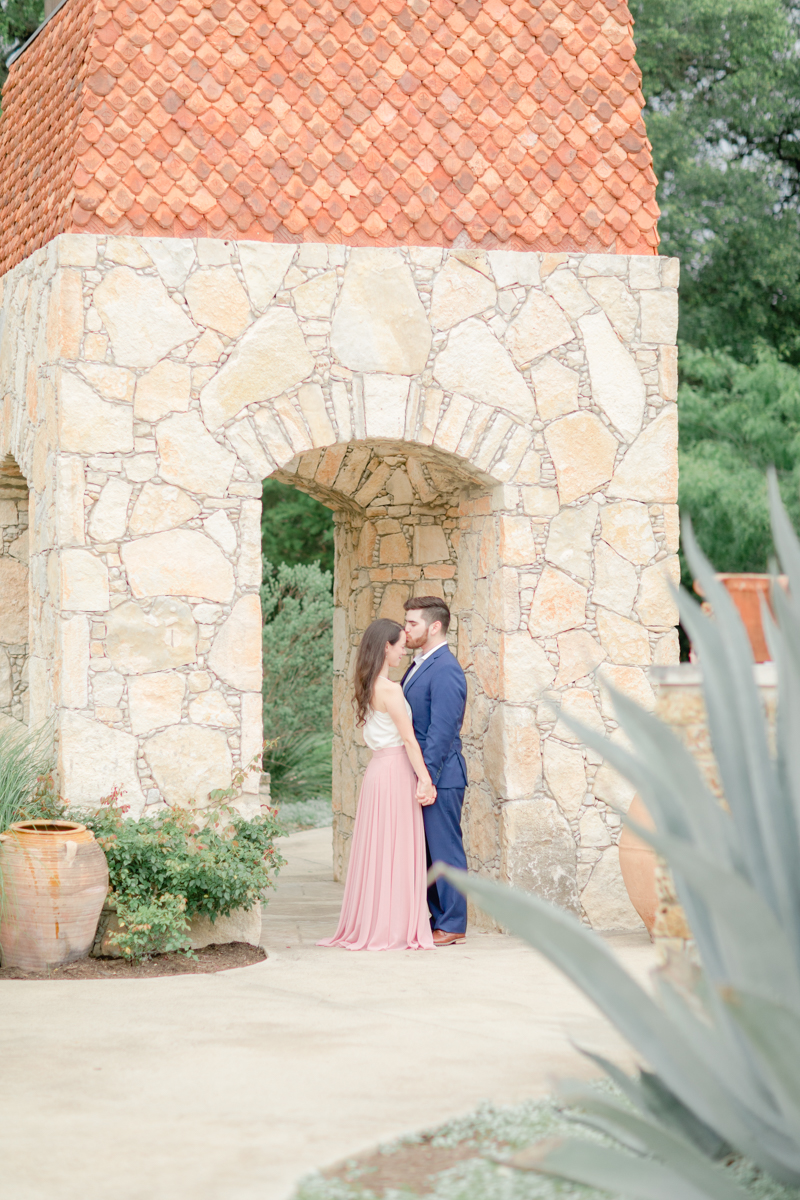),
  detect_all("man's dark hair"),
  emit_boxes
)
[404,594,451,634]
